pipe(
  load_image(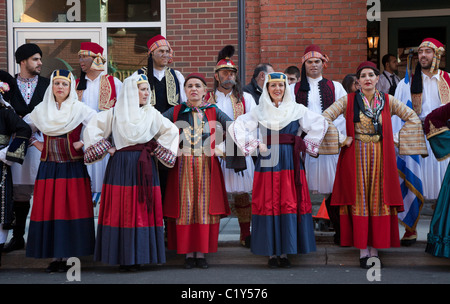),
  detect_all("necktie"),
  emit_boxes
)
[389,74,397,95]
